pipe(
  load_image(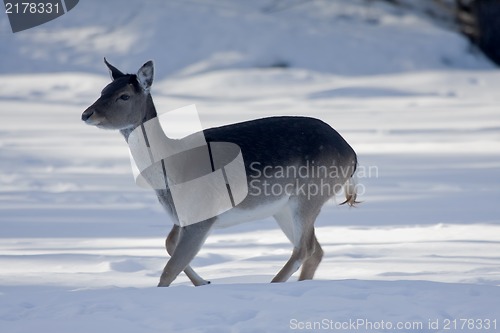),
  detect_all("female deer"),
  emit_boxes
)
[82,59,358,287]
